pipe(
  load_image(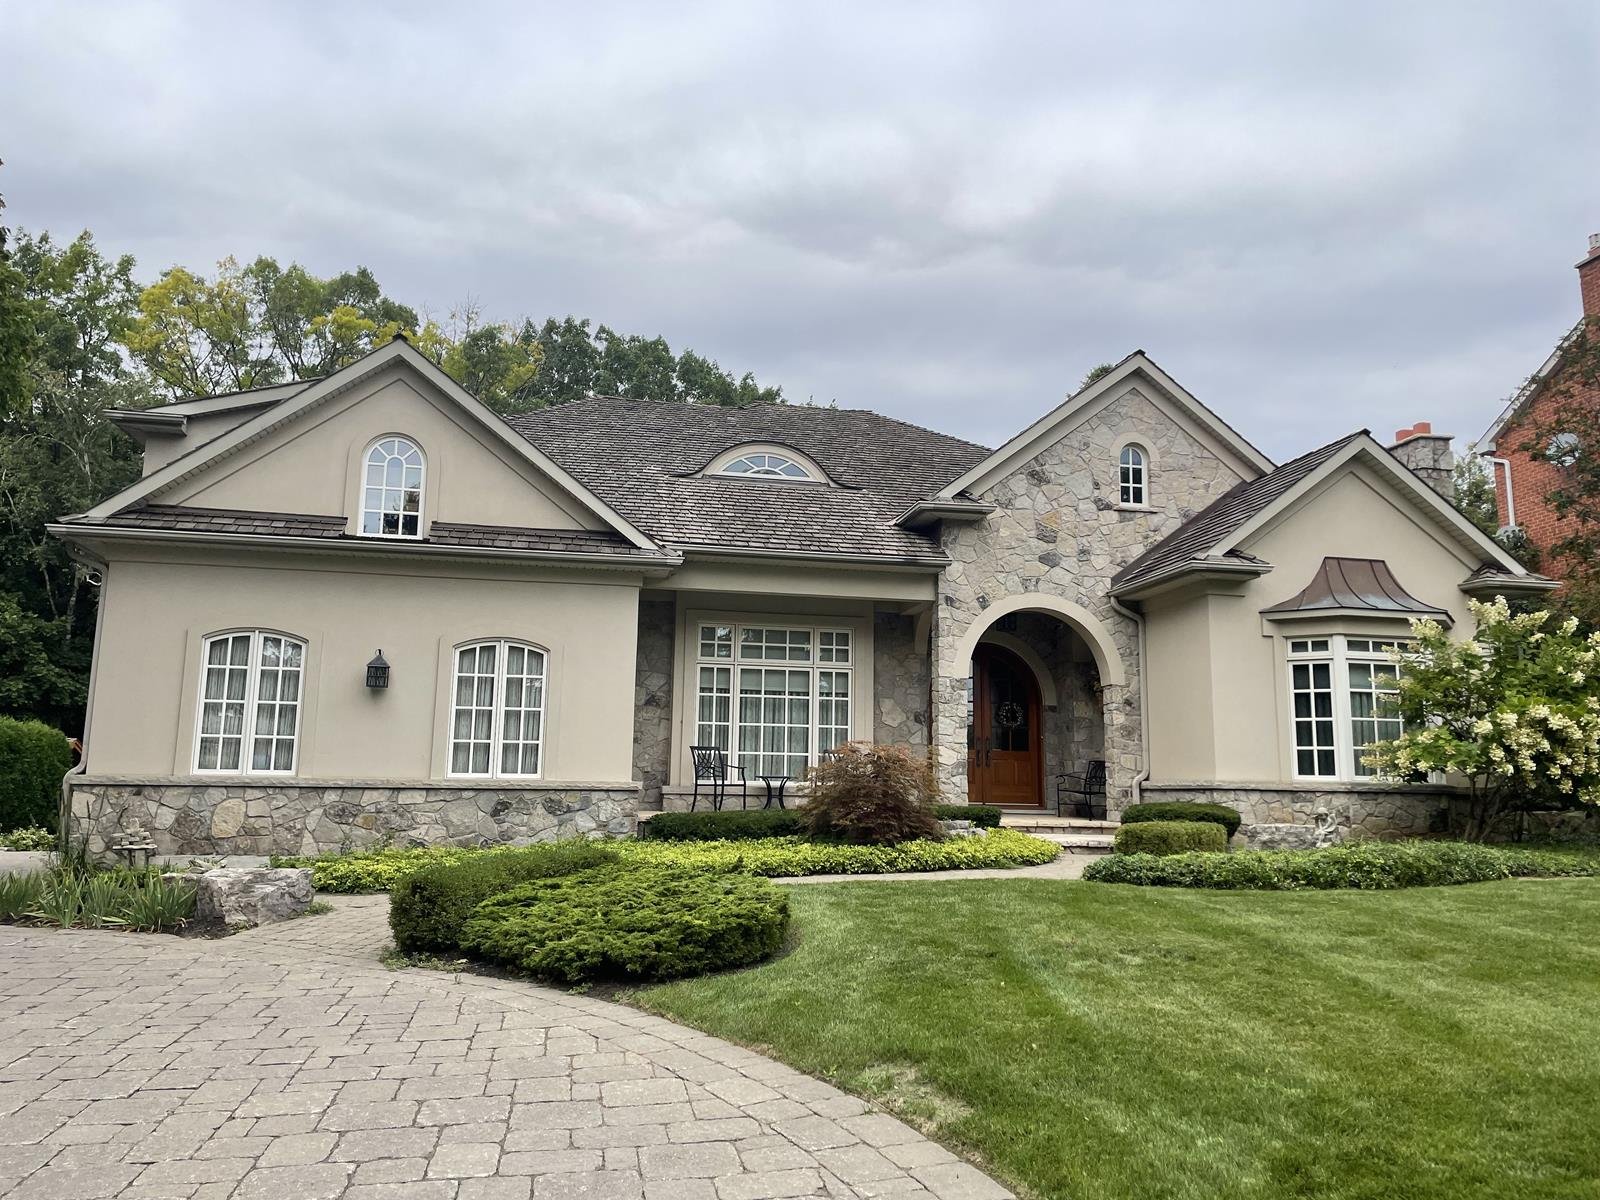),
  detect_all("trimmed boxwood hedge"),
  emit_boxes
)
[617,829,1058,876]
[1112,820,1227,856]
[643,803,1004,842]
[1084,840,1600,890]
[1120,800,1241,837]
[390,841,617,954]
[0,717,71,833]
[934,803,1002,828]
[461,865,790,983]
